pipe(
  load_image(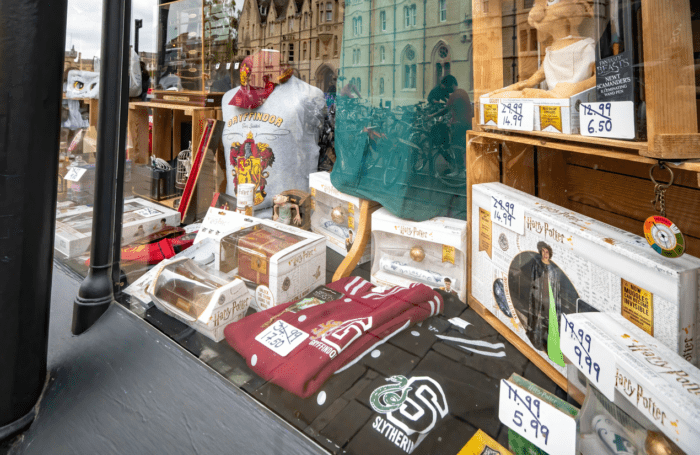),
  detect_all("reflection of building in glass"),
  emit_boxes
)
[237,0,344,91]
[340,0,473,106]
